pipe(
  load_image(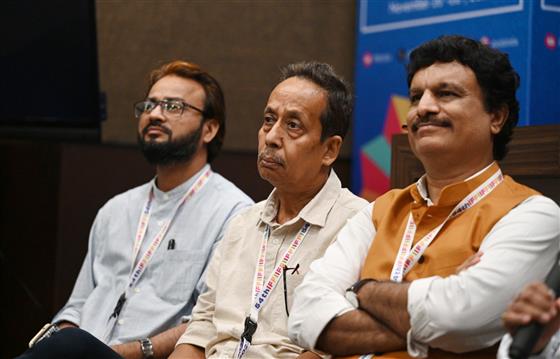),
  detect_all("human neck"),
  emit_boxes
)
[274,171,329,225]
[424,159,493,205]
[155,153,207,192]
